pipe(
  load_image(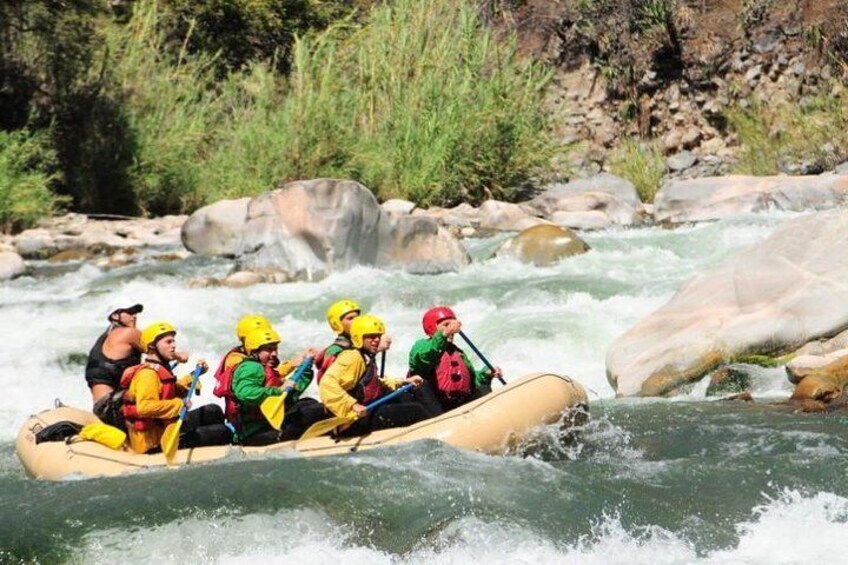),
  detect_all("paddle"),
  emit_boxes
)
[298,383,415,441]
[260,355,314,431]
[161,364,203,464]
[458,330,506,386]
